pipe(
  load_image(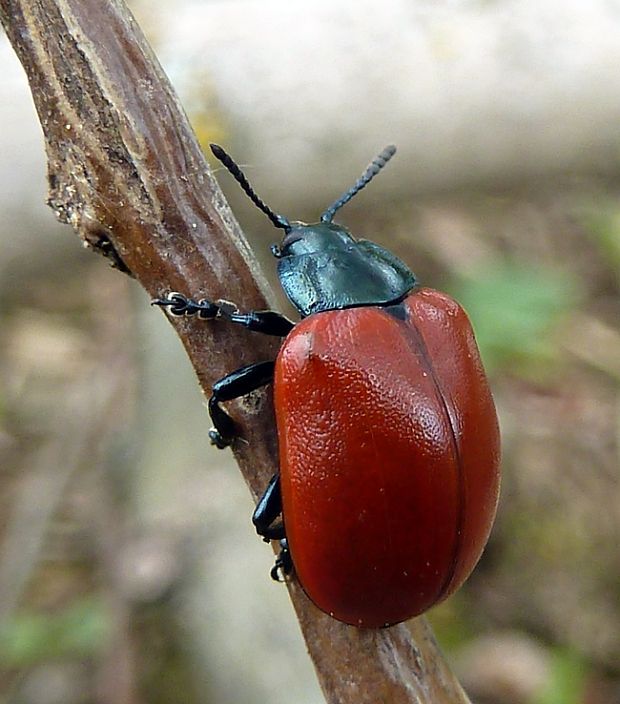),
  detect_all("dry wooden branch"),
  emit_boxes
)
[0,1,470,701]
